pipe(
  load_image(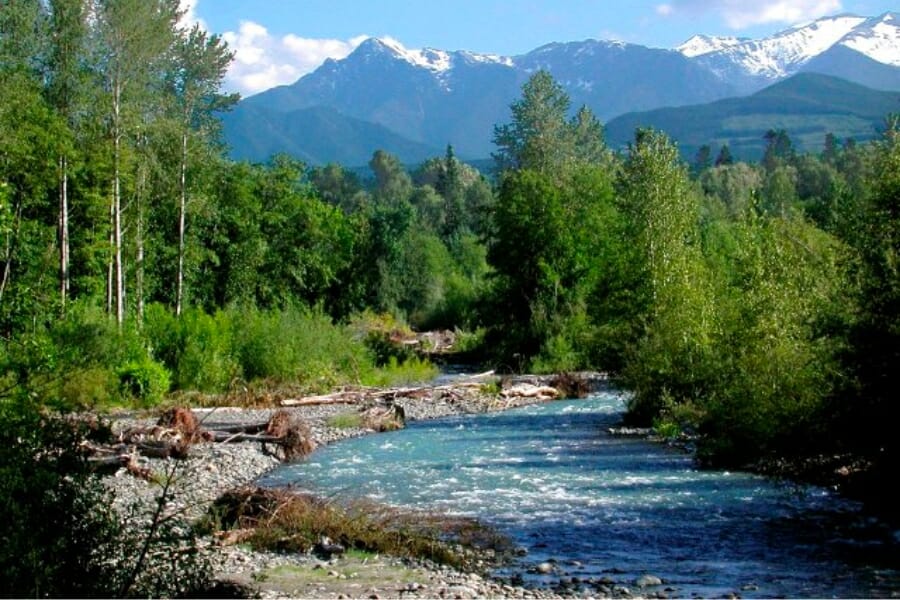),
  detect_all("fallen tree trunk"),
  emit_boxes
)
[280,395,360,407]
[279,381,491,407]
[209,431,288,444]
[87,452,153,480]
[202,422,268,435]
[501,383,560,399]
